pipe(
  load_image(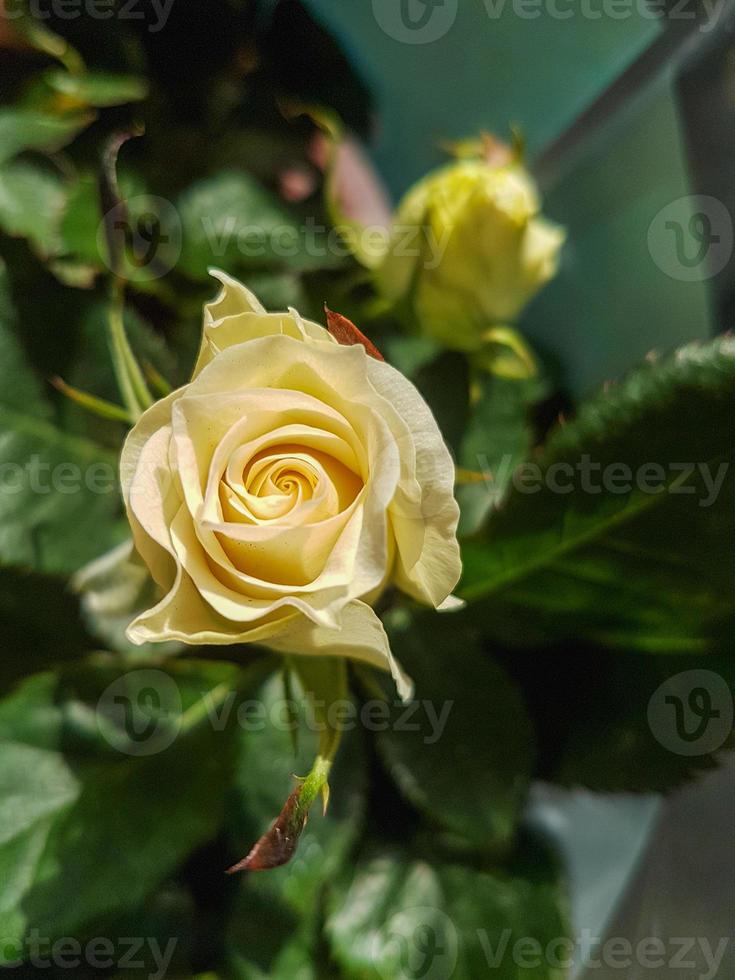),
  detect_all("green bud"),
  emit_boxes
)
[376,157,565,352]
